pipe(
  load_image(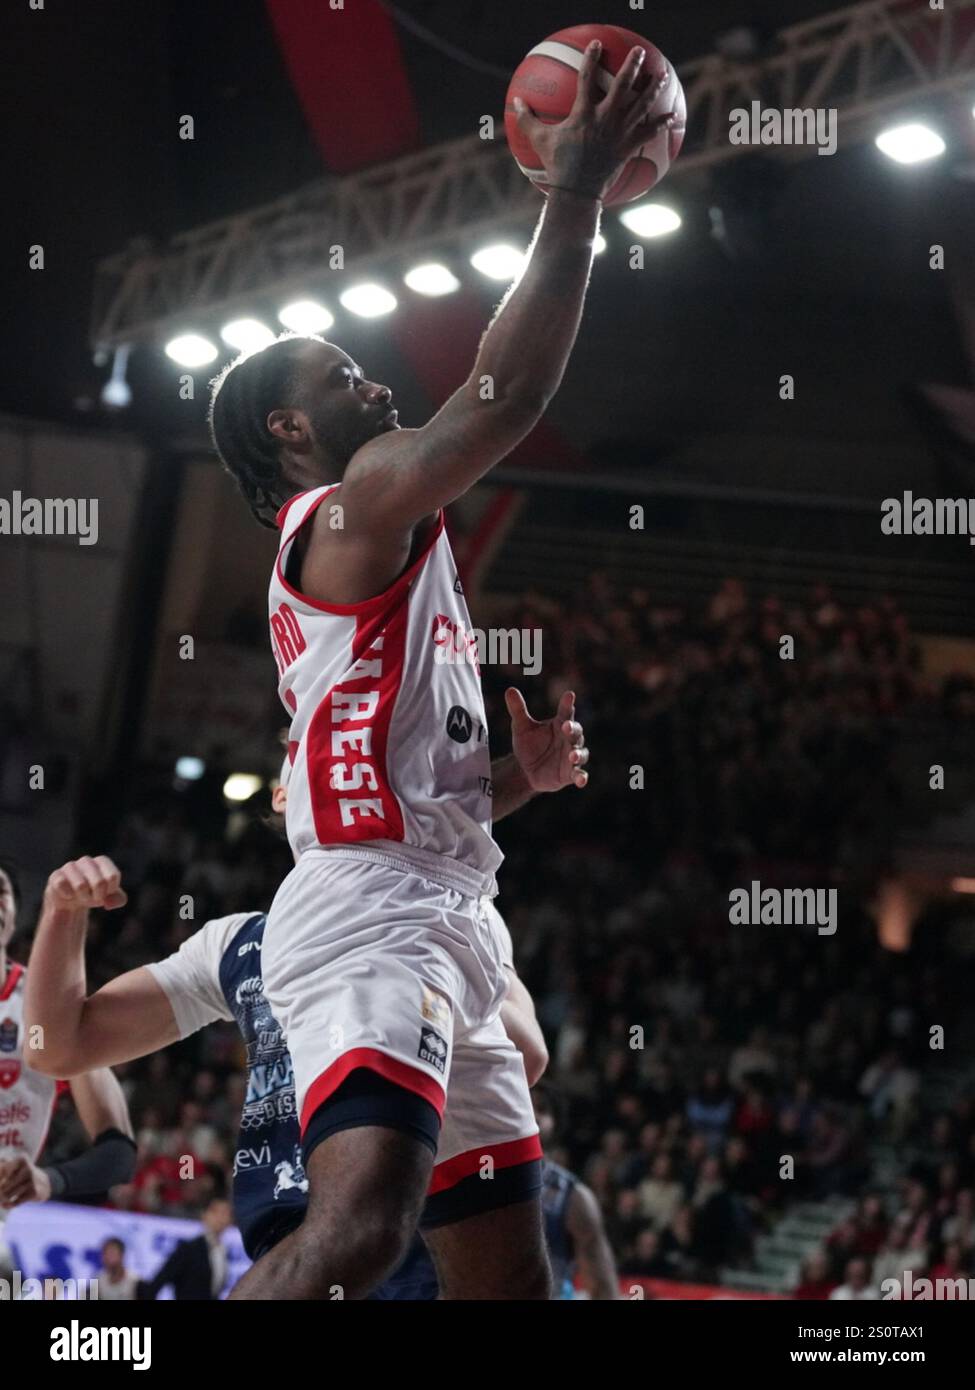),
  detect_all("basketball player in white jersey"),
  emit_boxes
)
[0,861,136,1273]
[208,43,672,1299]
